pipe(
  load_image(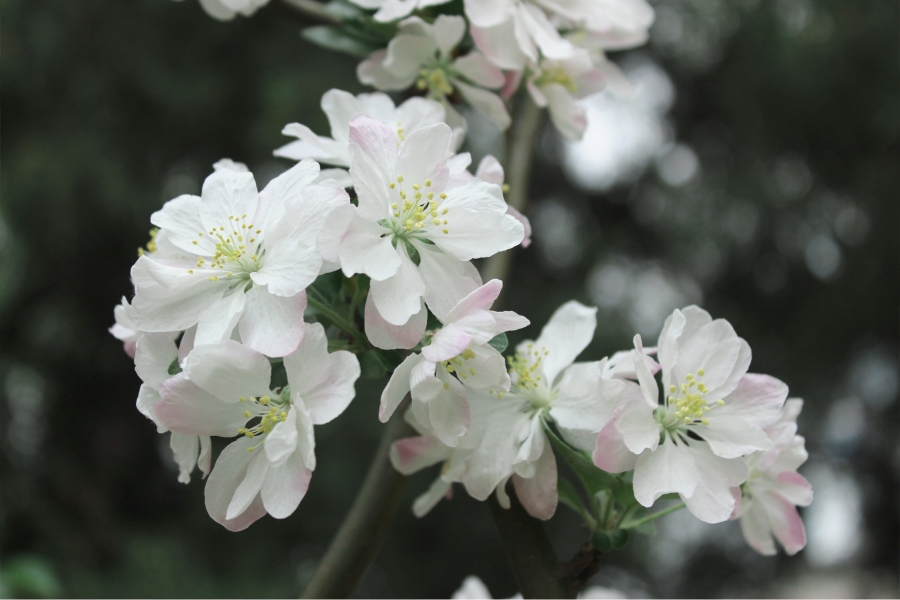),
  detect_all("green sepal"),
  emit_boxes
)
[301,26,381,58]
[609,528,630,549]
[425,309,443,331]
[488,332,508,354]
[543,421,618,497]
[167,358,182,376]
[591,530,613,553]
